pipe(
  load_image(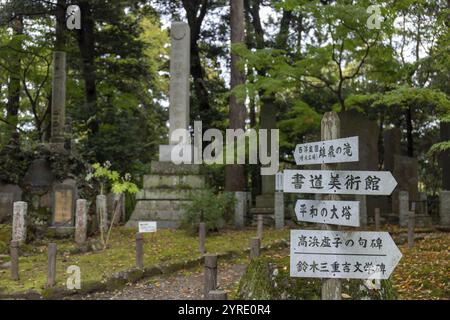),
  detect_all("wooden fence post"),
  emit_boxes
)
[204,254,218,299]
[257,214,263,240]
[250,237,260,259]
[136,232,144,269]
[208,290,227,300]
[320,112,342,300]
[10,241,19,281]
[199,222,206,254]
[46,243,57,288]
